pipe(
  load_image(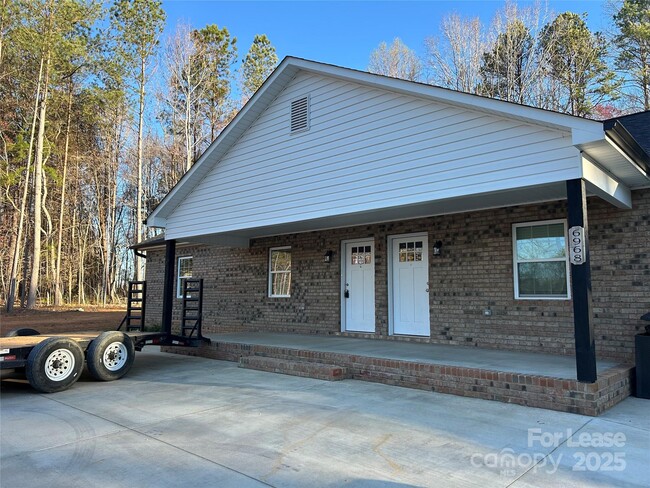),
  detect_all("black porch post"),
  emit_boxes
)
[566,179,597,383]
[161,239,176,338]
